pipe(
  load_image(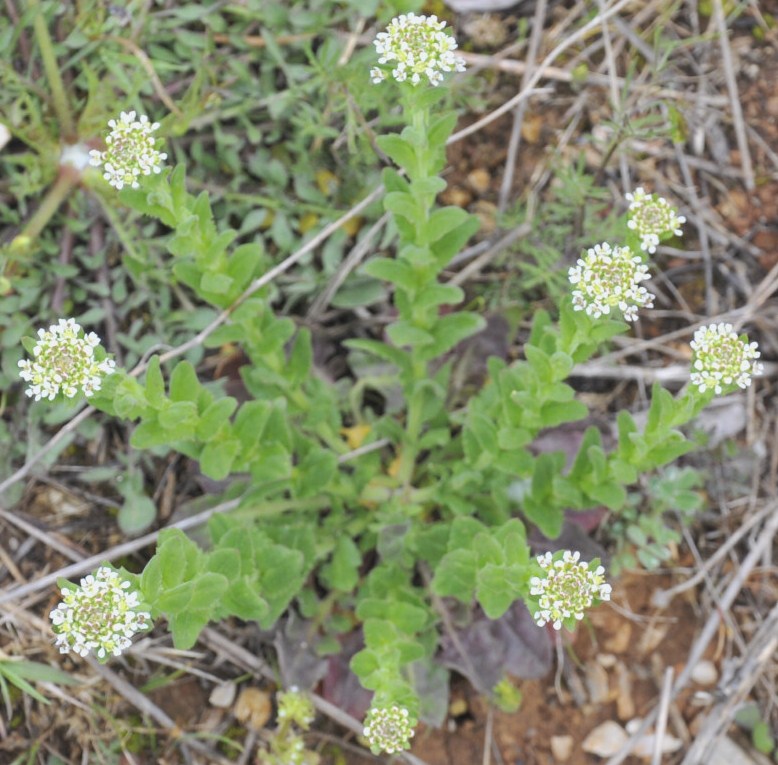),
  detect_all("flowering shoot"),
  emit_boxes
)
[371,13,466,87]
[363,705,415,755]
[49,566,151,659]
[569,242,654,321]
[626,187,685,254]
[18,318,115,401]
[530,551,611,631]
[690,323,762,395]
[89,110,167,190]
